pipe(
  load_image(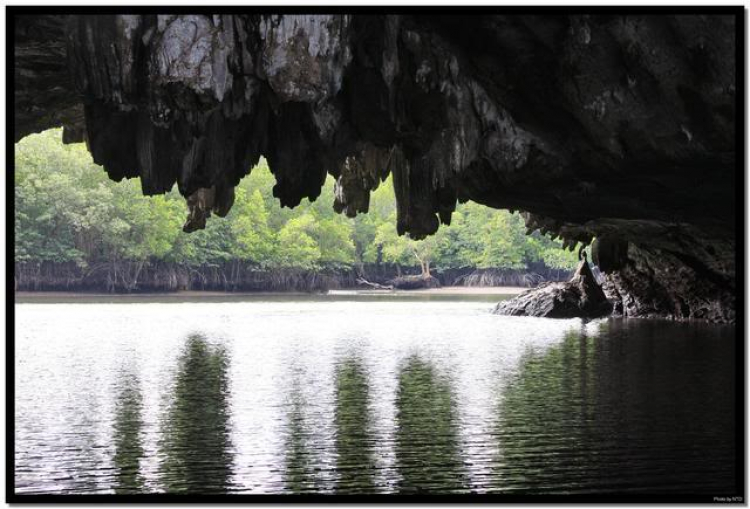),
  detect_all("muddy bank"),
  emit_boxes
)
[15,286,526,303]
[353,286,527,296]
[14,261,569,293]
